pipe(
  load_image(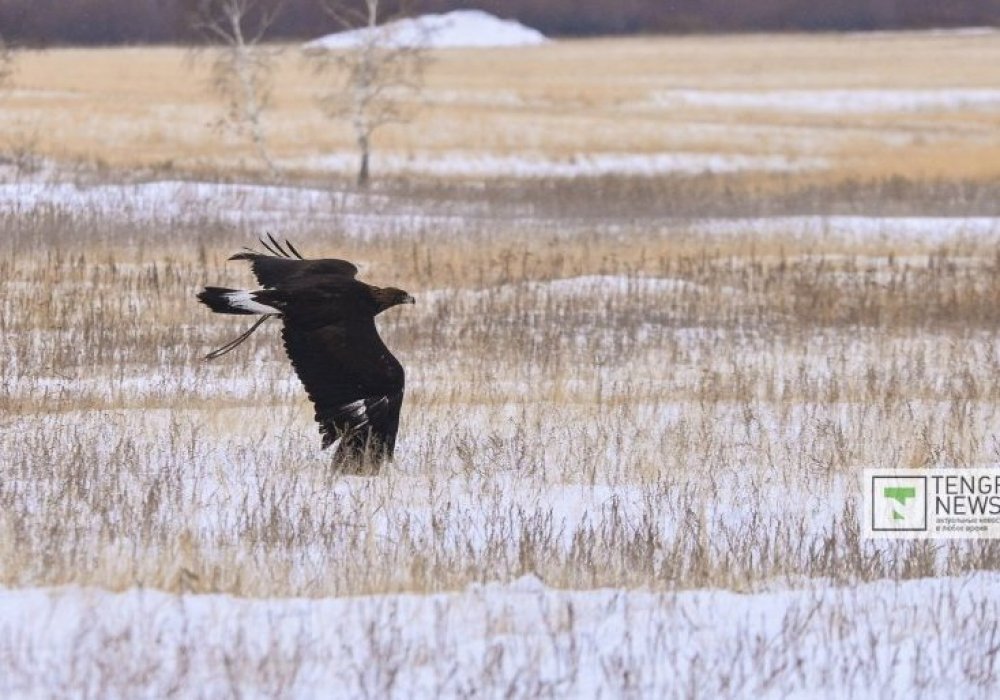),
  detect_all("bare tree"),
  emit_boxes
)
[310,0,428,187]
[190,0,283,175]
[0,34,13,89]
[0,33,34,174]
